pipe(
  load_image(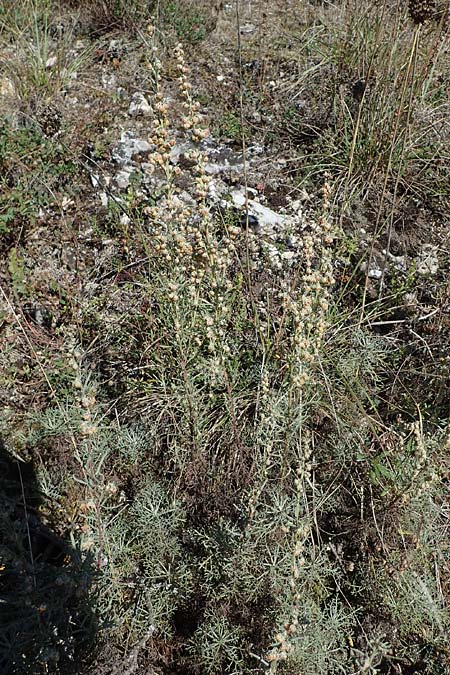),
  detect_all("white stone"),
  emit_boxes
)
[360,261,383,279]
[61,195,73,210]
[230,189,289,231]
[46,56,57,68]
[0,77,15,98]
[281,251,296,262]
[102,72,117,89]
[290,200,303,213]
